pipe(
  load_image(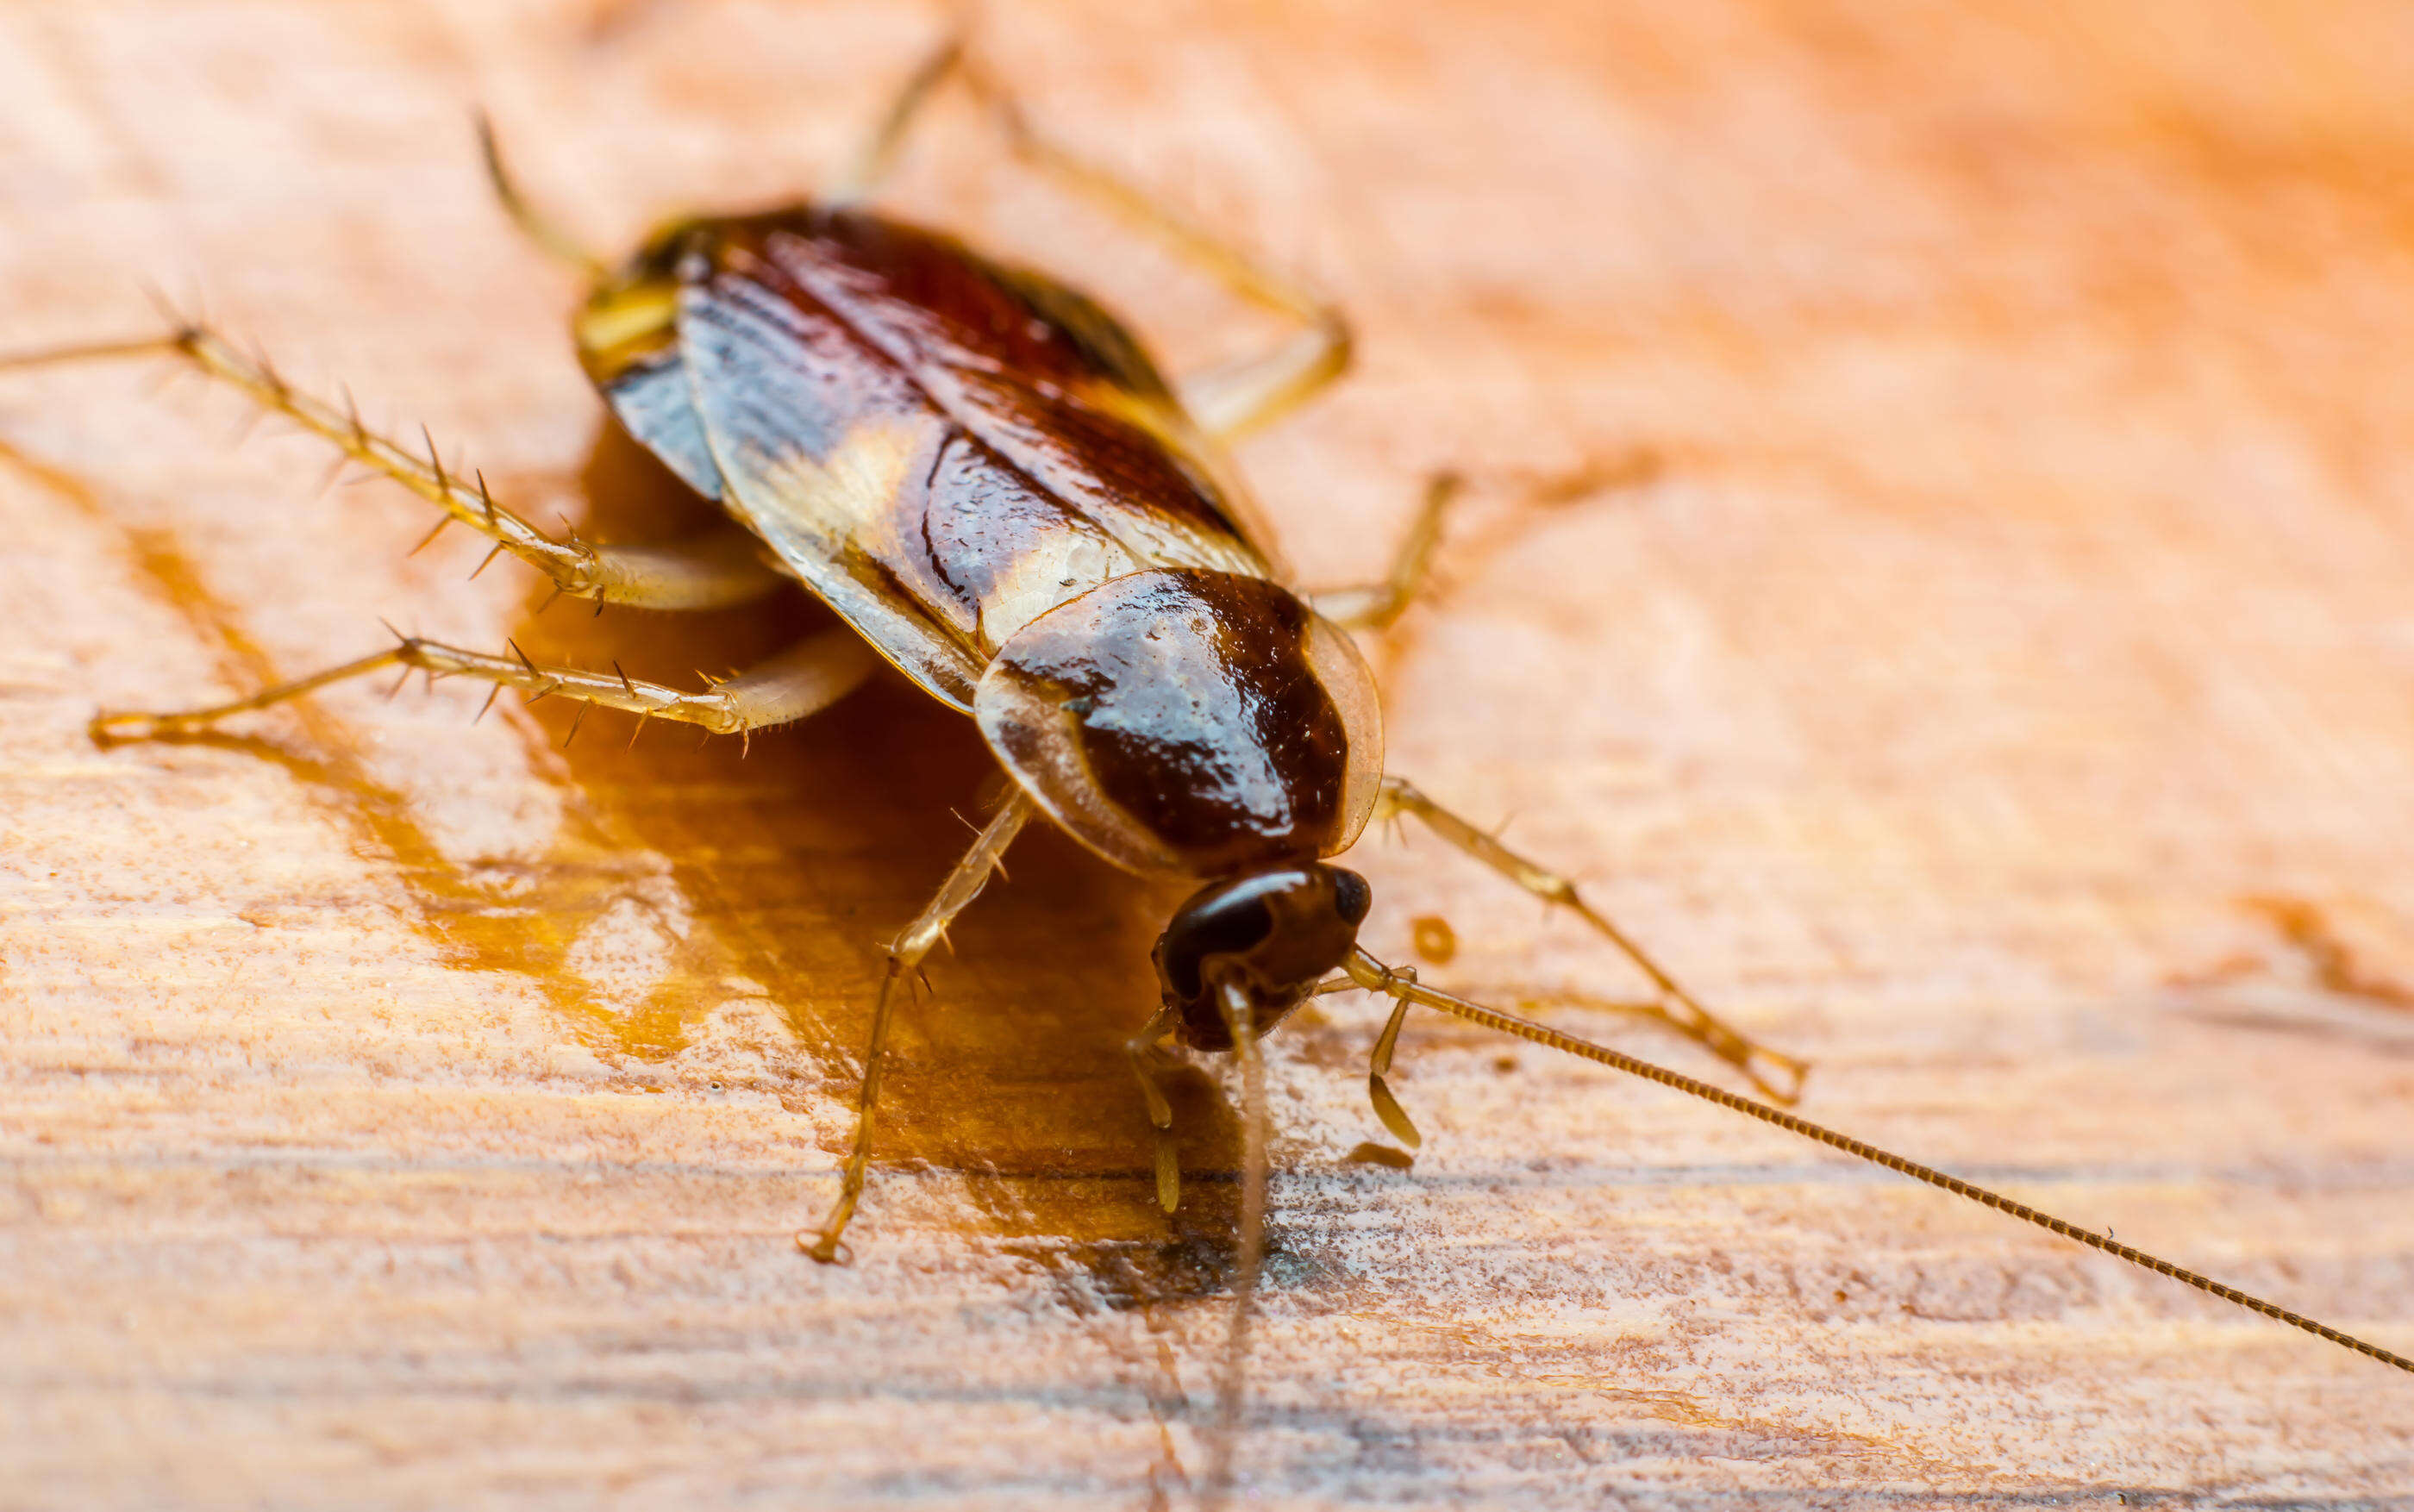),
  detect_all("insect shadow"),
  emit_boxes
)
[519,415,1262,1302]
